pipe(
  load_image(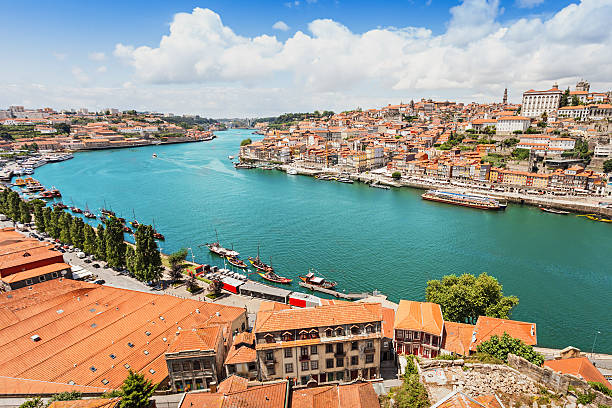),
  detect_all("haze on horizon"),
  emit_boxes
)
[1,0,611,117]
